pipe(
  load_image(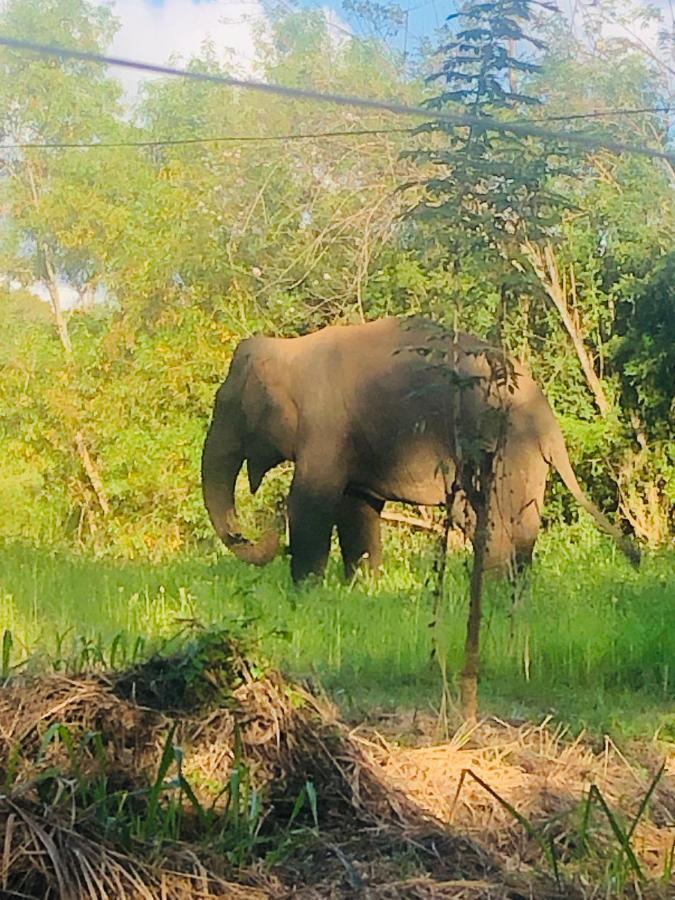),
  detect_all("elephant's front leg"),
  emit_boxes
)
[336,494,384,579]
[287,461,346,582]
